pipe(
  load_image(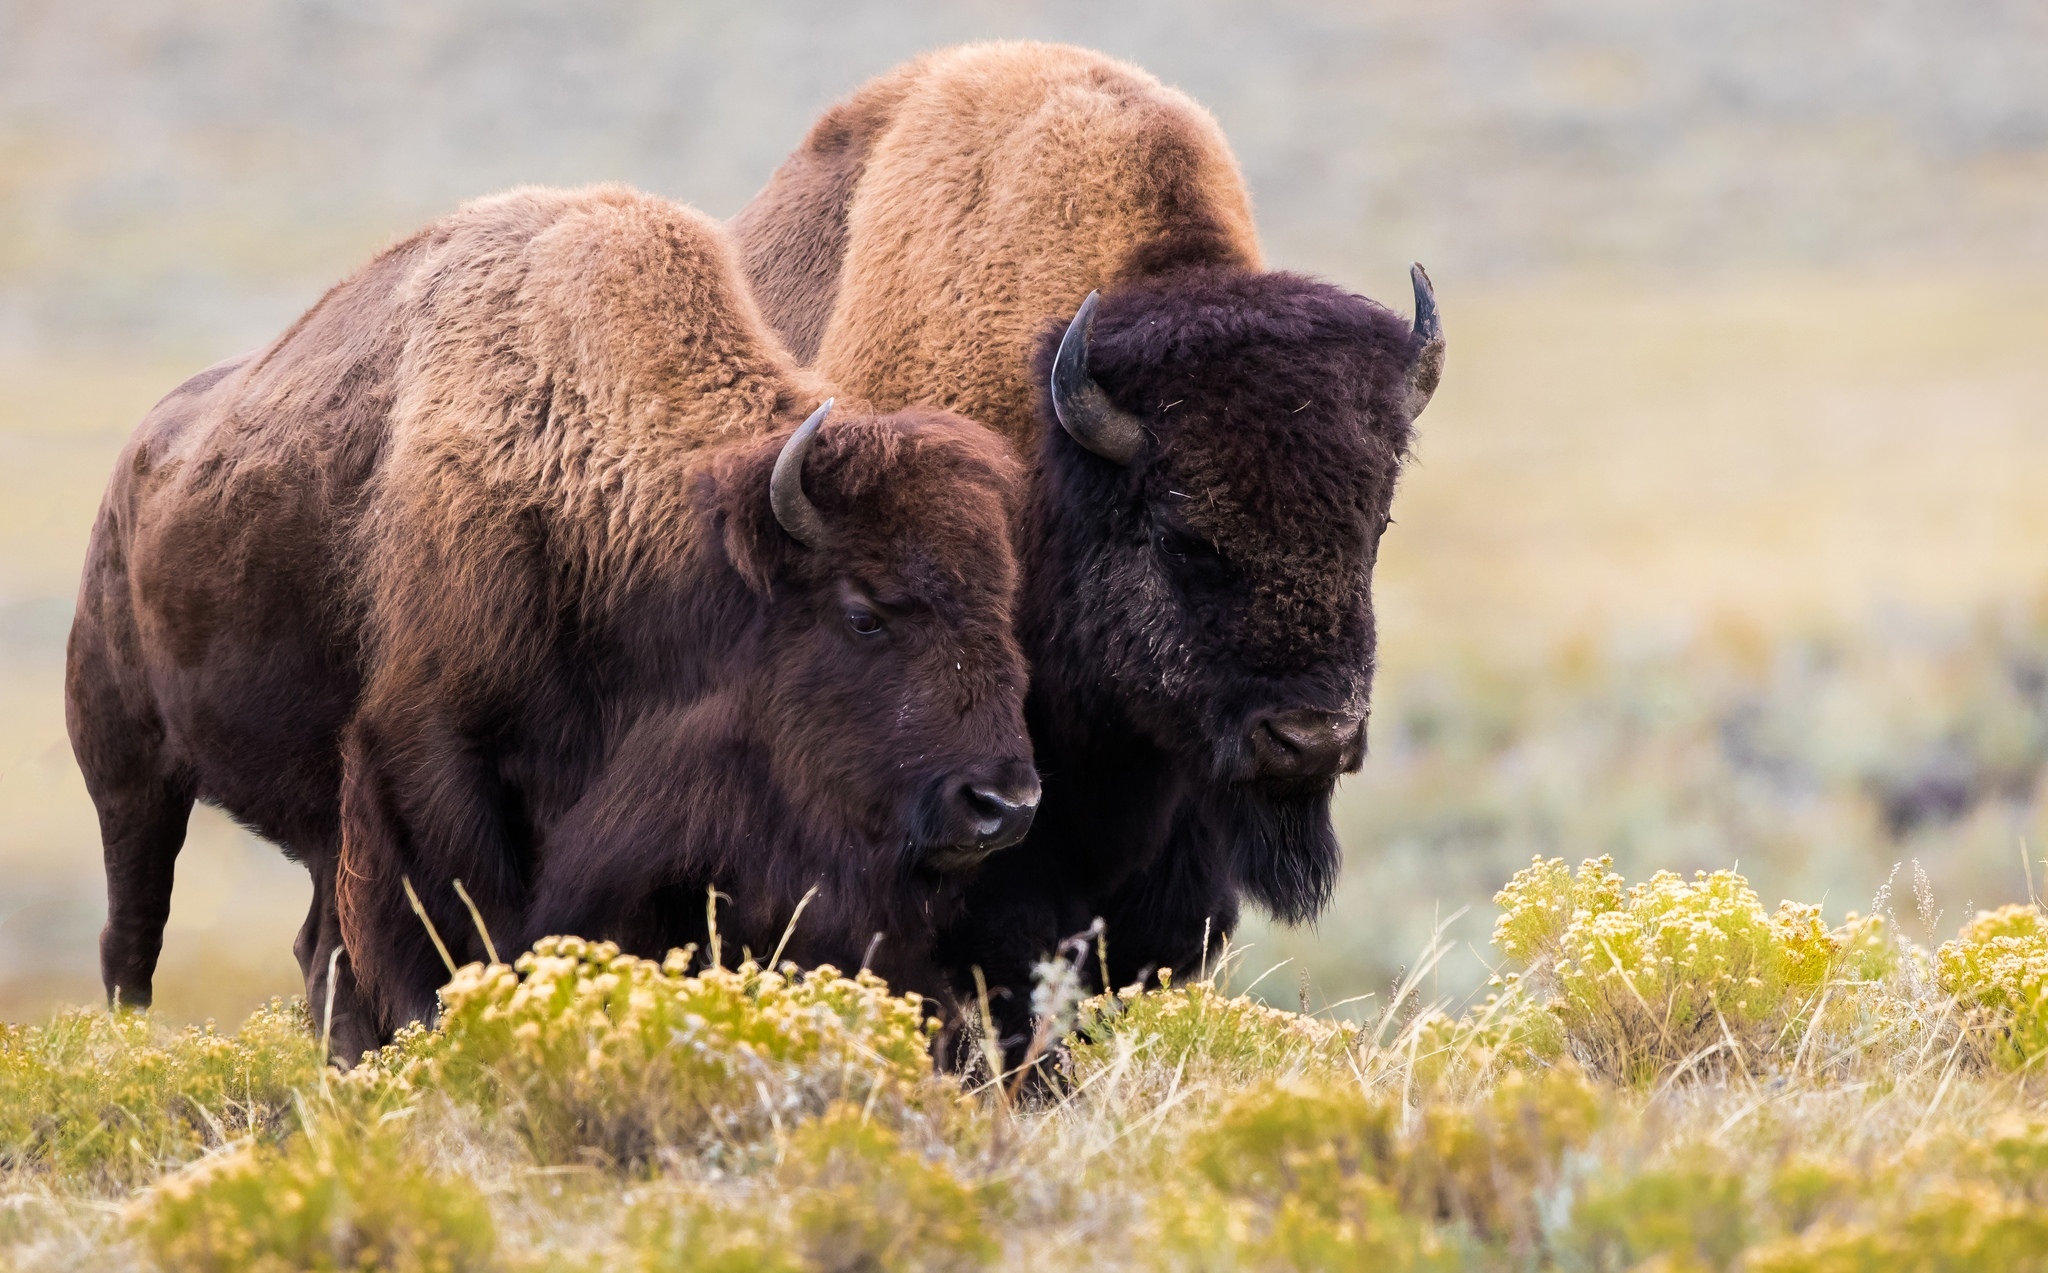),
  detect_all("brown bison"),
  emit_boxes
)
[67,185,1037,1058]
[732,42,1443,1047]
